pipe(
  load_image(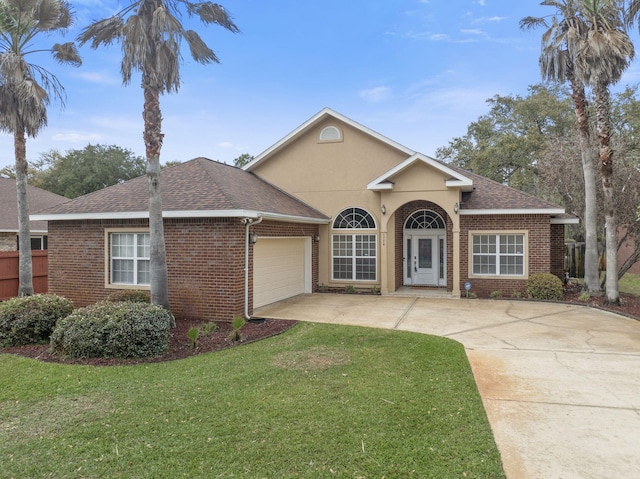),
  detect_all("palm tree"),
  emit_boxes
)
[78,1,238,309]
[573,0,634,305]
[0,0,81,296]
[521,0,602,295]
